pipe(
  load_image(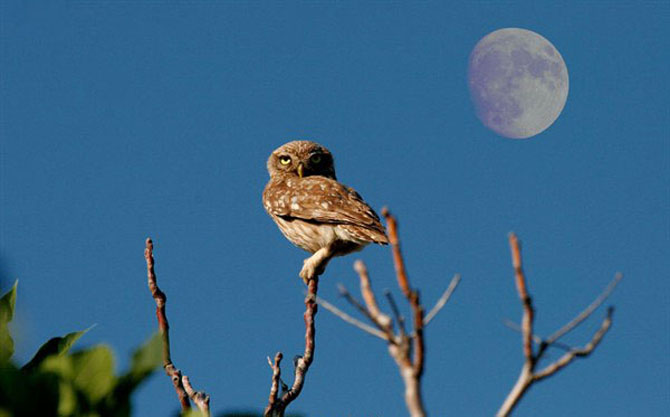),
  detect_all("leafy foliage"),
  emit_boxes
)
[0,282,162,417]
[0,281,18,364]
